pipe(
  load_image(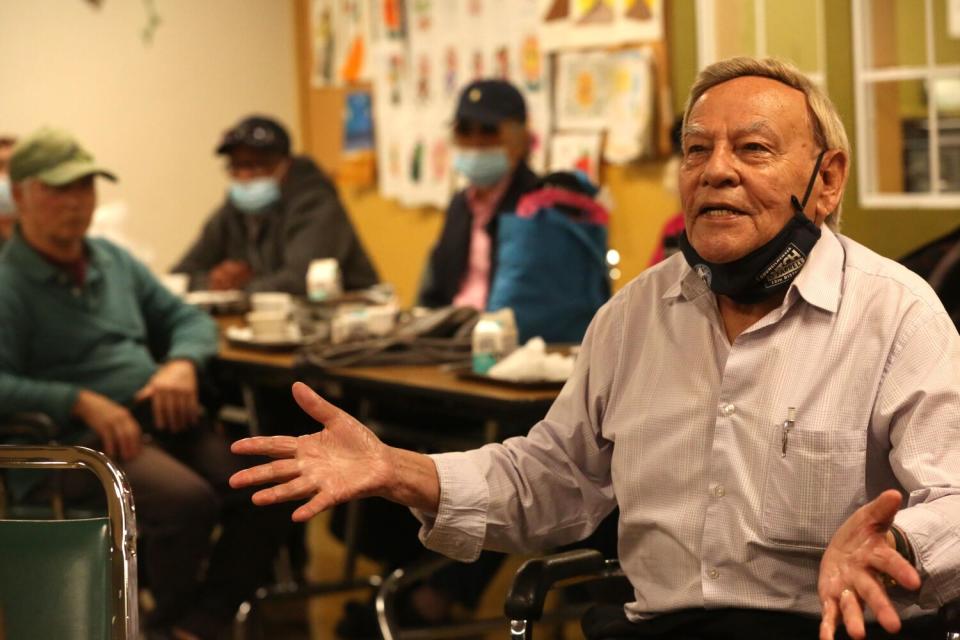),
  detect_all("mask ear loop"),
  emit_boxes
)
[790,149,827,219]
